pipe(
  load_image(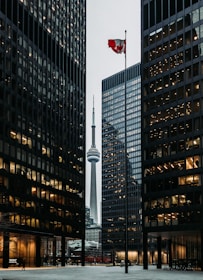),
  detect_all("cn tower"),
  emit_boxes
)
[87,100,100,225]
